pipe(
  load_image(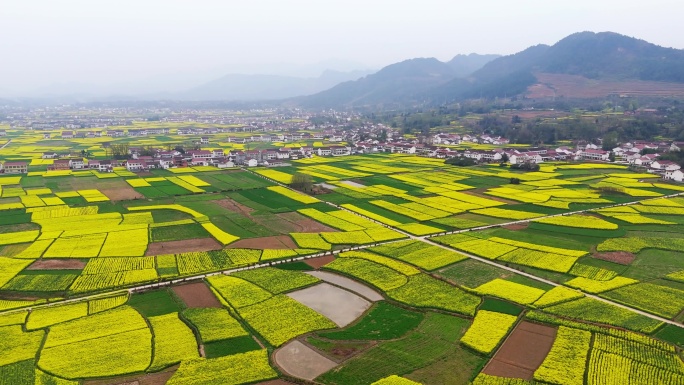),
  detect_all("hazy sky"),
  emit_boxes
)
[2,0,683,94]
